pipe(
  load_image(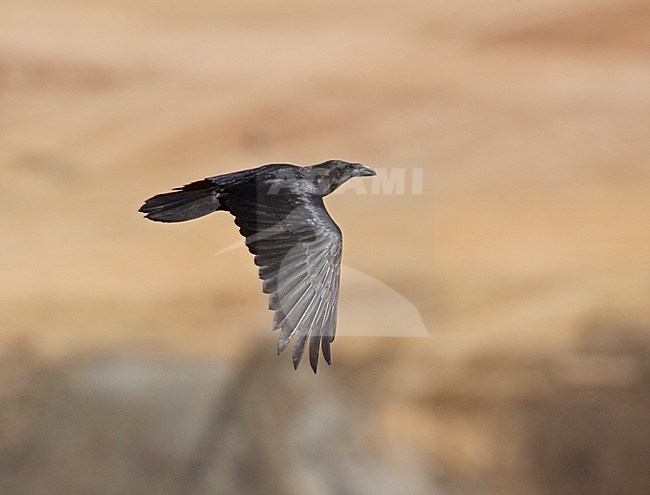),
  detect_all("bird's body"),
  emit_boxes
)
[140,160,376,372]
